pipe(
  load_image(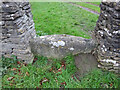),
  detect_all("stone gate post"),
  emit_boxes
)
[1,1,36,63]
[94,0,120,73]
